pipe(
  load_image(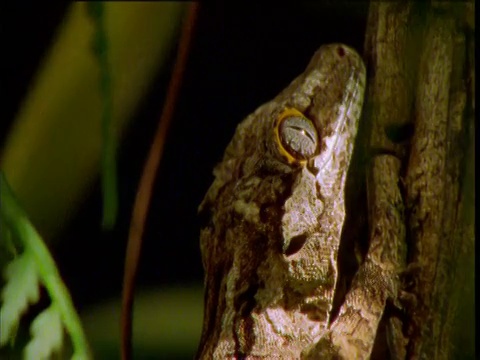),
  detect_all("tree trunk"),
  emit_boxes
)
[363,1,475,358]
